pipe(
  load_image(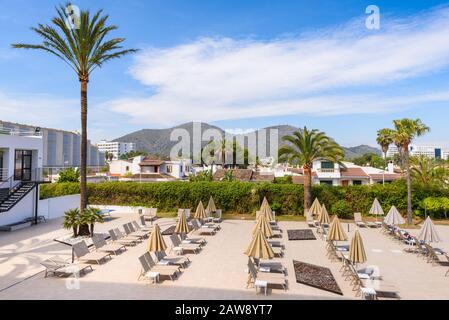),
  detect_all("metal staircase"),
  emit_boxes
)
[0,182,37,213]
